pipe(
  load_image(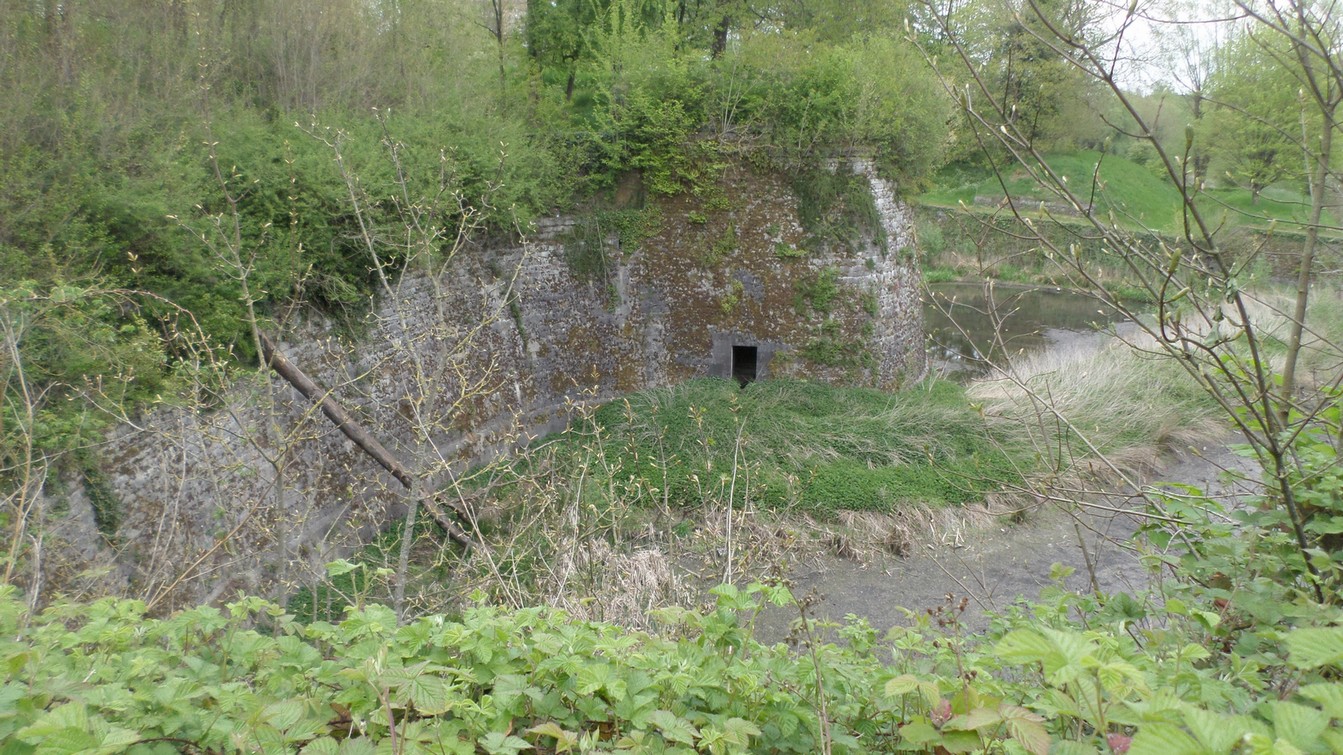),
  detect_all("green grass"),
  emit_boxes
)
[921,267,961,284]
[1195,186,1339,231]
[919,152,1183,231]
[577,378,1023,515]
[919,152,1334,235]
